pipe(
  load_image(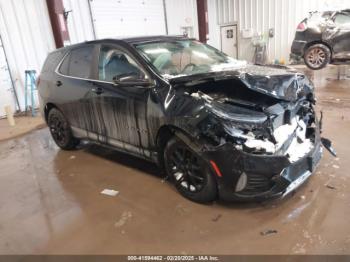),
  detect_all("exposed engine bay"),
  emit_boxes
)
[187,78,318,164]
